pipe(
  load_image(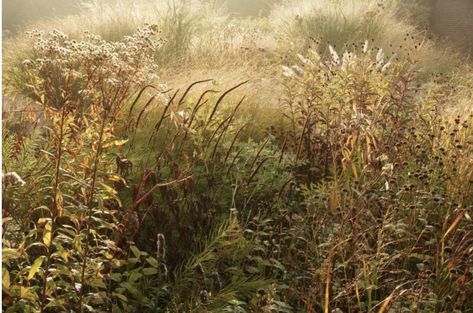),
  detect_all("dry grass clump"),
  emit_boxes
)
[270,0,465,78]
[271,0,410,50]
